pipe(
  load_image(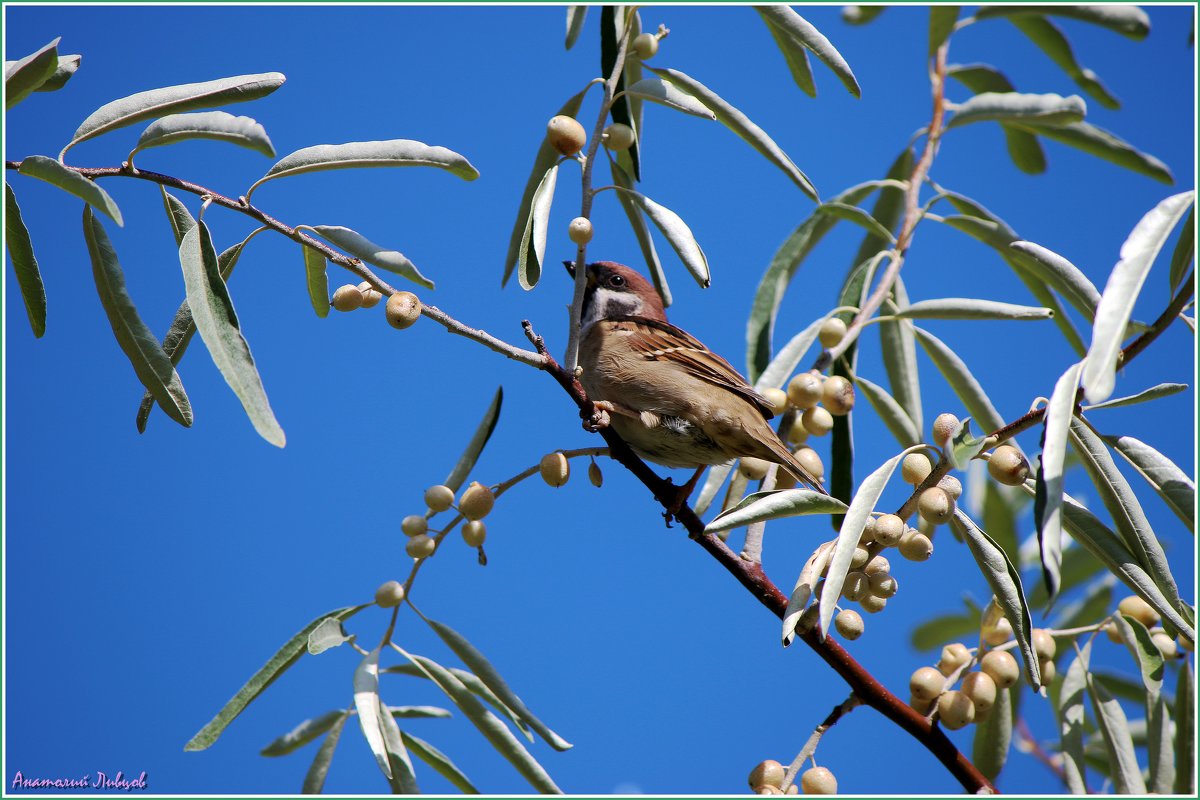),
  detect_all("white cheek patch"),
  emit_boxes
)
[582,287,644,330]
